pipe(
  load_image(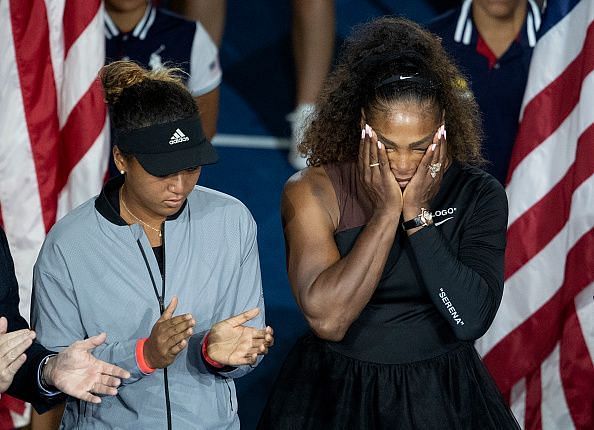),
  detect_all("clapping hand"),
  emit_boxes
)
[144,296,195,369]
[0,316,35,393]
[43,333,131,403]
[206,308,274,366]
